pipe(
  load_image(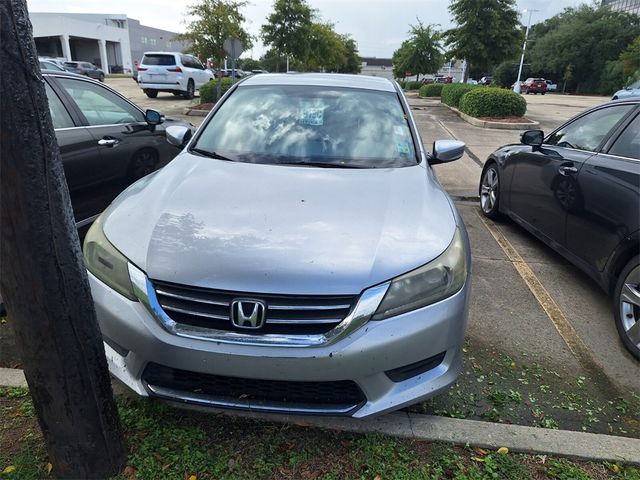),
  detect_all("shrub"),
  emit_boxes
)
[397,80,407,89]
[419,83,444,97]
[458,88,527,118]
[404,80,422,90]
[441,83,478,107]
[199,78,233,104]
